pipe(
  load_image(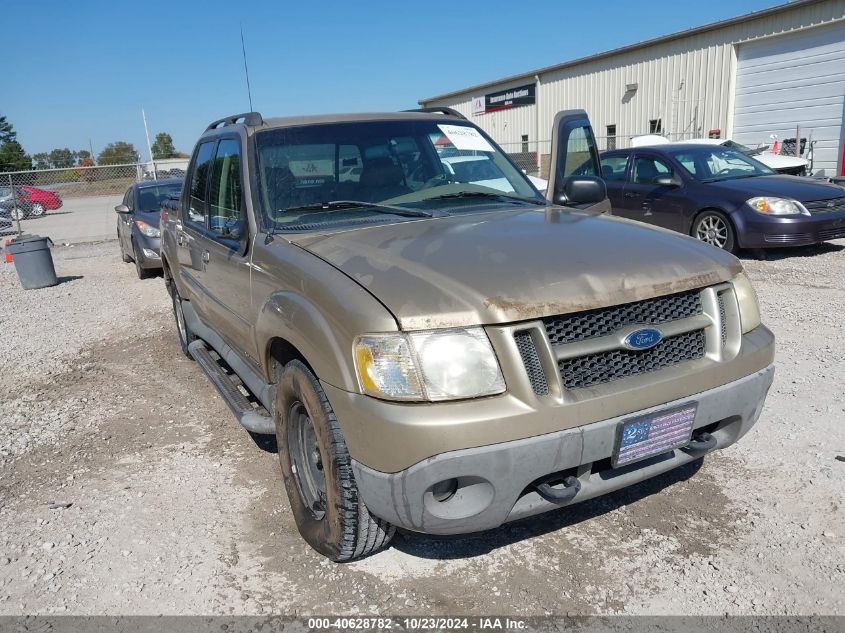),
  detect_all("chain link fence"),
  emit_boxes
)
[0,159,188,237]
